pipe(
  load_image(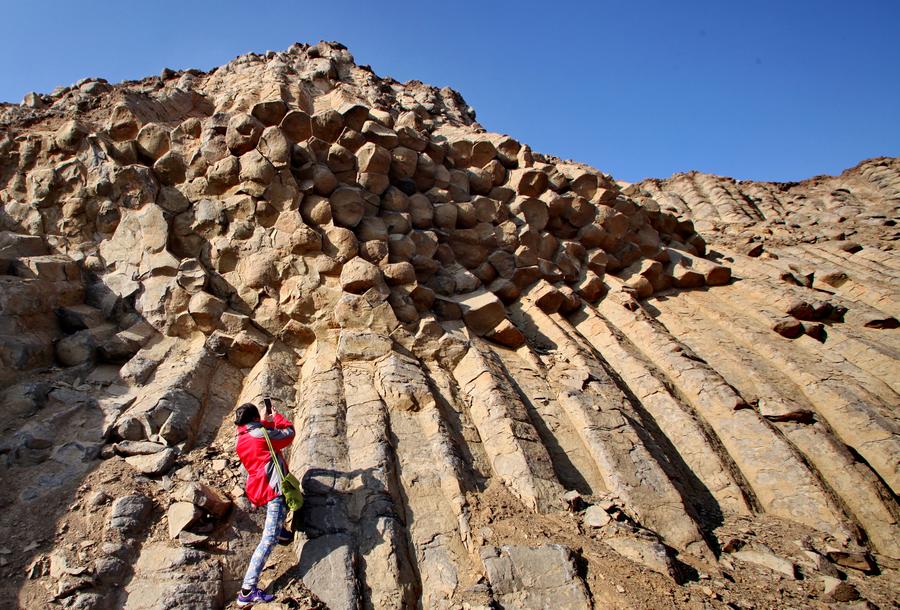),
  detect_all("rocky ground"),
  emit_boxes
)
[0,41,897,609]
